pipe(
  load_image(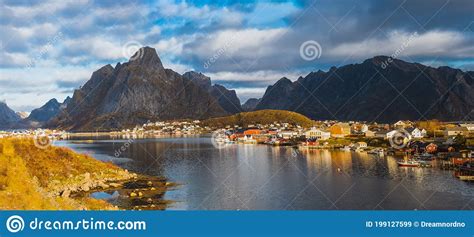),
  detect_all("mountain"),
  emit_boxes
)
[0,101,21,129]
[242,98,261,111]
[256,56,474,122]
[202,109,315,128]
[16,112,29,119]
[183,71,242,114]
[62,96,72,109]
[27,98,61,123]
[50,47,227,131]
